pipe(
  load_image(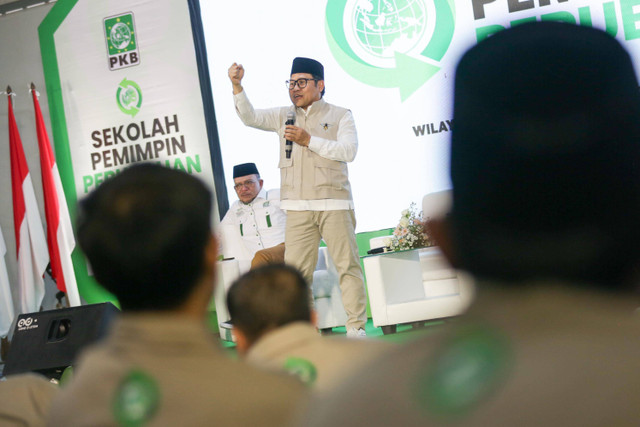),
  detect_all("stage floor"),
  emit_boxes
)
[0,315,449,378]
